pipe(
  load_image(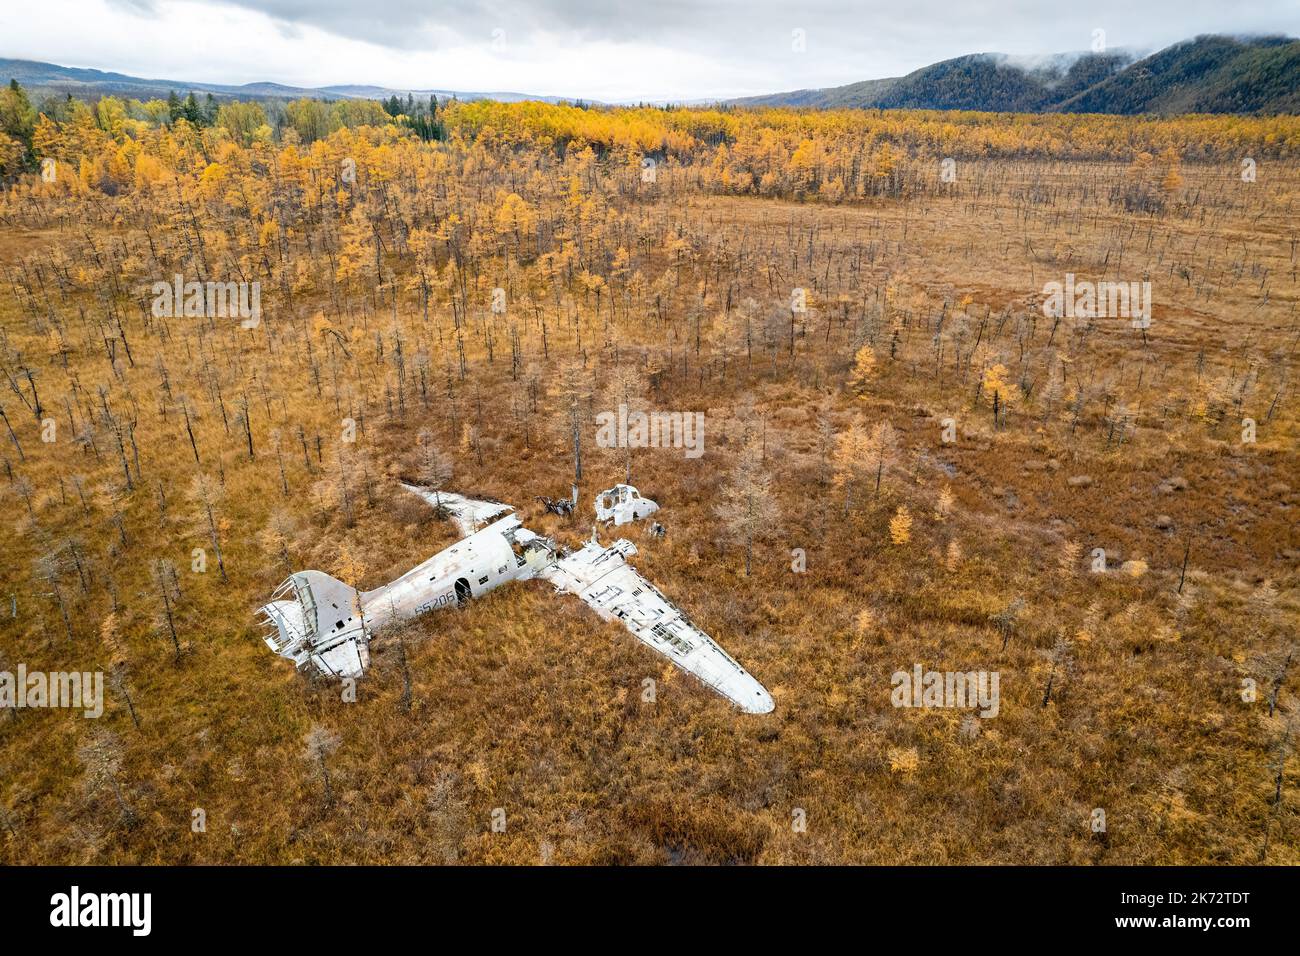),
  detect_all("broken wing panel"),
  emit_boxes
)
[543,541,773,714]
[401,484,514,535]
